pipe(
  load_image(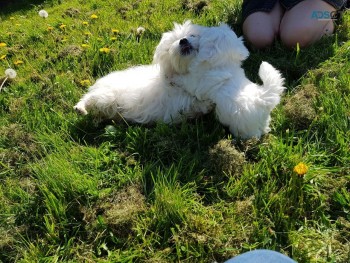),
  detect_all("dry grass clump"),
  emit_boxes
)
[181,0,208,15]
[64,7,81,17]
[289,227,350,262]
[83,185,146,239]
[58,45,83,59]
[0,124,40,169]
[209,139,246,176]
[284,84,318,129]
